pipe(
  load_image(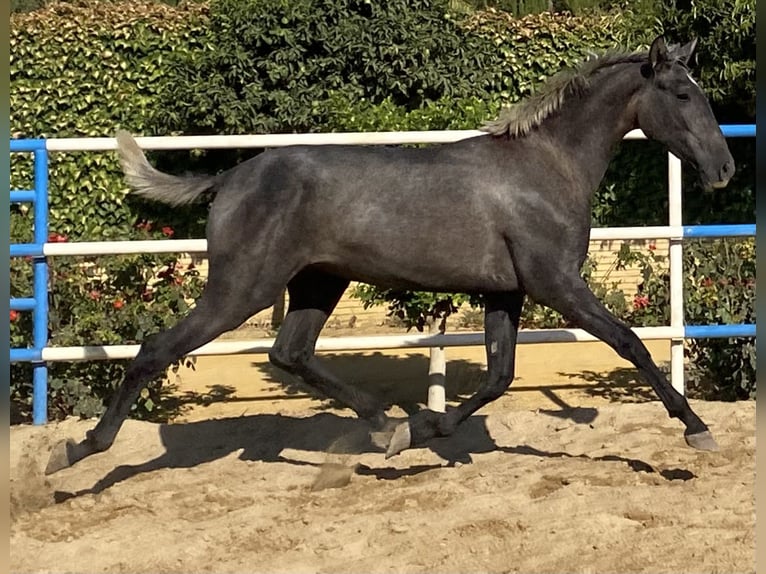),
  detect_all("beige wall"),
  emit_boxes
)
[588,238,668,292]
